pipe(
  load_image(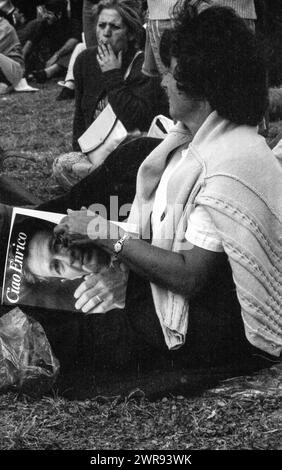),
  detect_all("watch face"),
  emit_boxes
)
[114,241,122,253]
